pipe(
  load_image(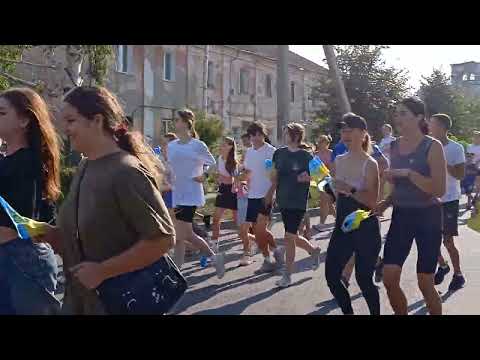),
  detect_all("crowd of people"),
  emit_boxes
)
[0,83,477,315]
